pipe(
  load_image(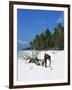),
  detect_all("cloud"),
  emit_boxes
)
[57,15,64,24]
[17,40,29,45]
